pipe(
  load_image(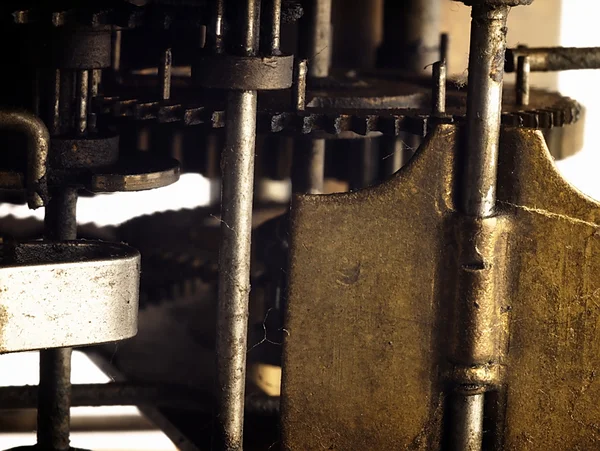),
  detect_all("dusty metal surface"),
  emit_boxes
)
[0,241,140,353]
[282,124,600,449]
